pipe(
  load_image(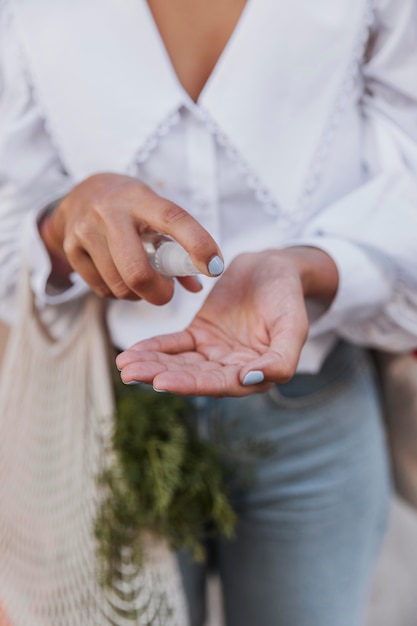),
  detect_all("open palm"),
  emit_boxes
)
[117,251,310,397]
